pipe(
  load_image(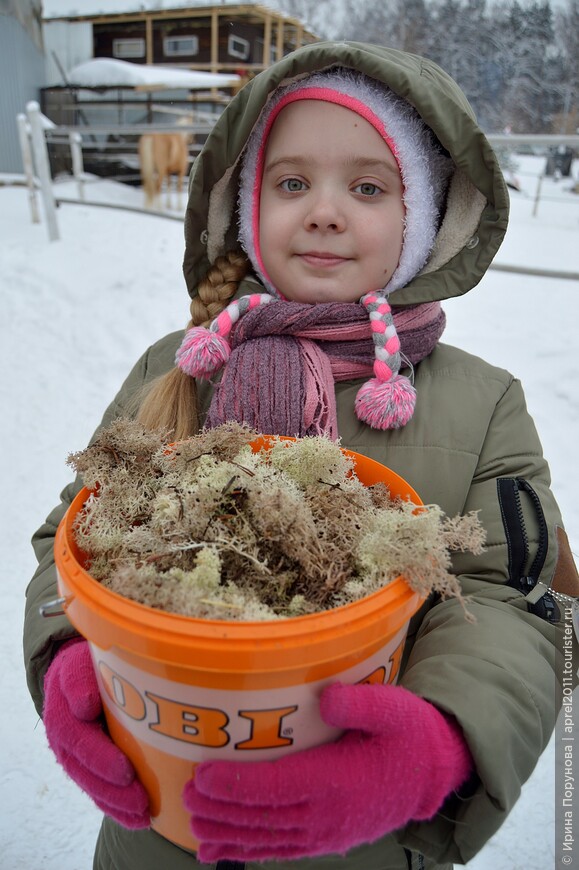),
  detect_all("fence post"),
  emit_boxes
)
[26,100,60,241]
[69,132,85,200]
[16,113,40,224]
[532,171,544,218]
